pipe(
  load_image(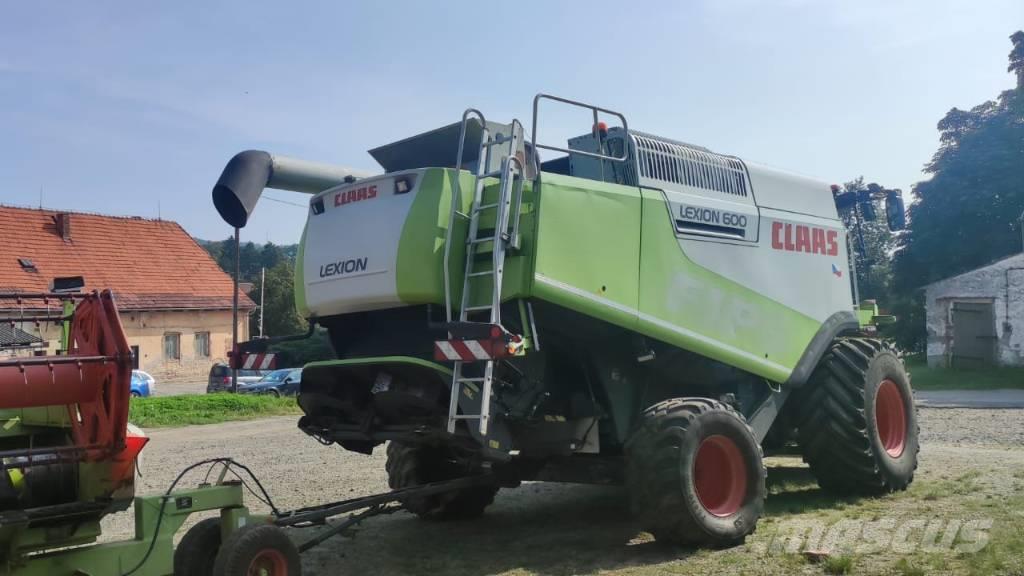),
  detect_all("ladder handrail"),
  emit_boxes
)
[458,121,523,326]
[506,119,526,249]
[530,93,631,164]
[444,109,489,324]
